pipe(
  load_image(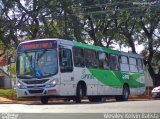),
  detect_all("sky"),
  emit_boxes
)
[113,43,144,54]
